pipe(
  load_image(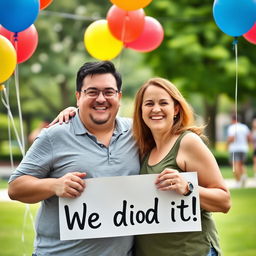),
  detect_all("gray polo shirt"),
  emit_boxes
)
[9,115,140,256]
